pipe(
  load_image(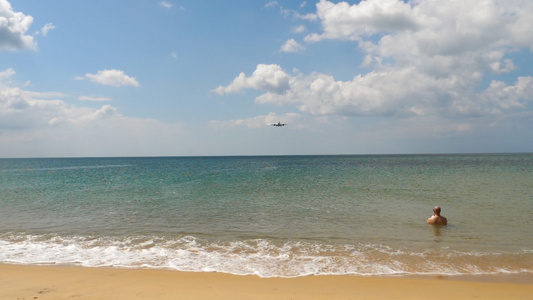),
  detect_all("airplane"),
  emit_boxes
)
[270,122,287,127]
